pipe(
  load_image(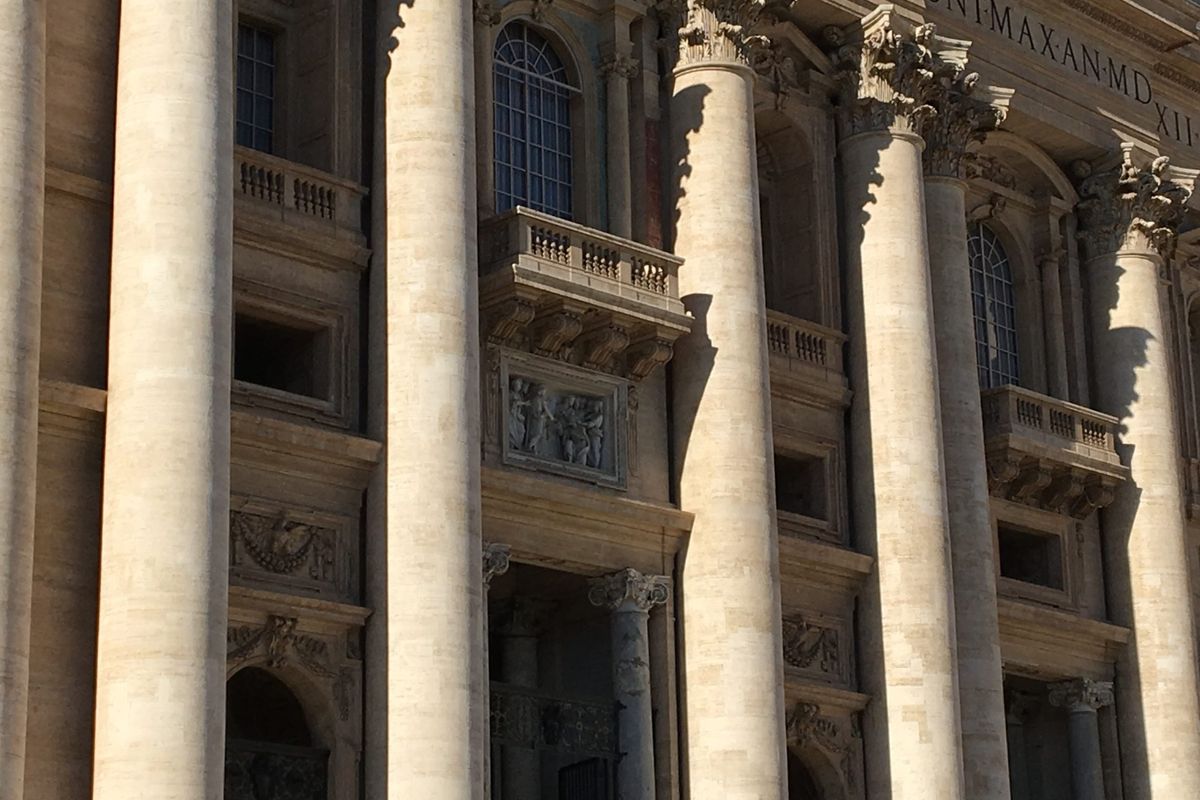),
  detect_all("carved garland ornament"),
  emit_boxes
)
[230,510,335,579]
[827,19,964,138]
[1076,149,1192,259]
[781,615,839,676]
[227,615,336,678]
